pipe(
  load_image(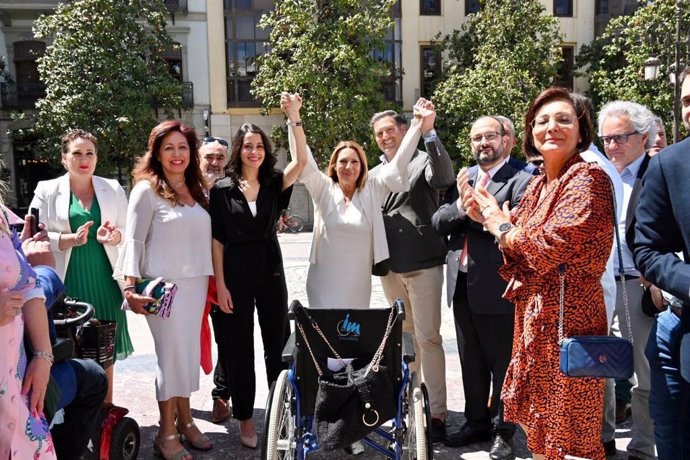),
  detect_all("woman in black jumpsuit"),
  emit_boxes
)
[208,93,307,448]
